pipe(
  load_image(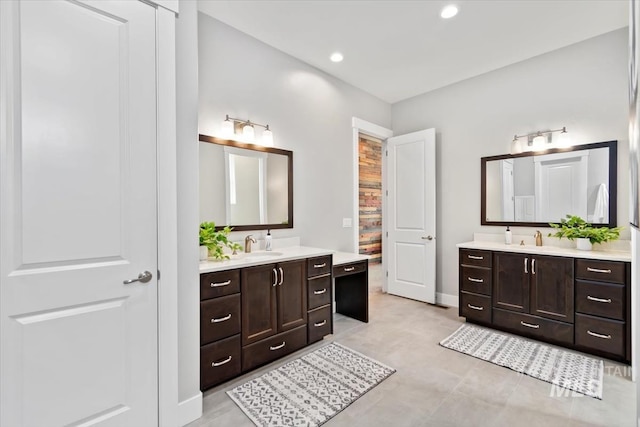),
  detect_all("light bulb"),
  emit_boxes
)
[511,138,522,154]
[532,134,546,150]
[242,123,255,141]
[262,127,274,146]
[221,118,234,137]
[440,5,459,19]
[557,128,571,147]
